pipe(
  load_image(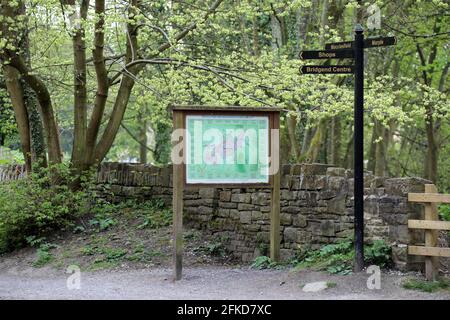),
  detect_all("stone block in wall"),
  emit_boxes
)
[326,167,346,177]
[320,220,336,237]
[218,208,230,217]
[336,229,353,238]
[327,176,347,192]
[281,164,292,175]
[256,231,270,243]
[199,188,216,199]
[327,193,347,214]
[251,211,263,221]
[283,227,297,242]
[280,190,296,201]
[231,193,251,203]
[110,184,122,195]
[238,203,256,211]
[219,201,237,209]
[239,211,252,224]
[251,192,270,205]
[293,215,307,227]
[243,224,260,232]
[185,199,215,206]
[384,177,430,196]
[198,206,214,215]
[229,209,240,220]
[389,225,409,243]
[219,191,232,202]
[280,213,292,225]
